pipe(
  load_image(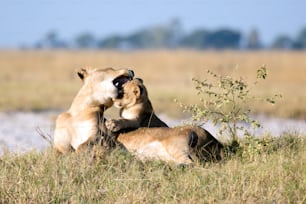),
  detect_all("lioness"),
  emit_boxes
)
[117,126,224,164]
[53,67,134,153]
[105,78,224,164]
[105,78,168,132]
